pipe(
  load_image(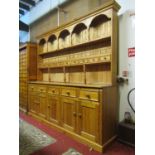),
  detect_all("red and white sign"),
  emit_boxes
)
[128,47,135,57]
